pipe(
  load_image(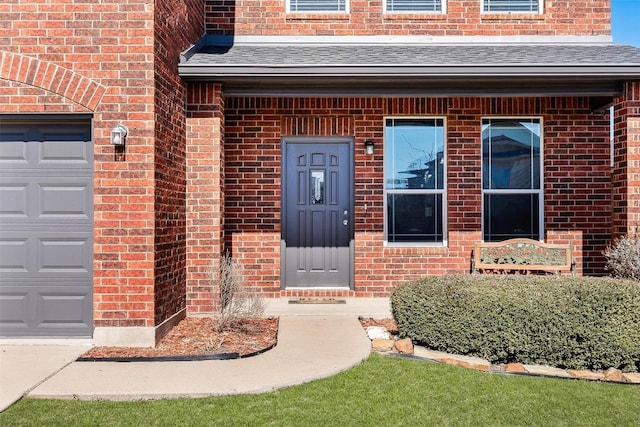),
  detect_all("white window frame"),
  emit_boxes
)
[384,117,447,247]
[481,0,542,14]
[287,0,350,13]
[481,117,544,242]
[383,0,446,14]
